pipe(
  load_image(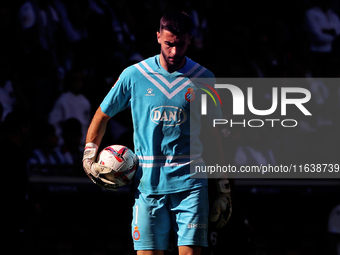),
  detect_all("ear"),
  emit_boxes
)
[188,34,193,45]
[157,31,161,44]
